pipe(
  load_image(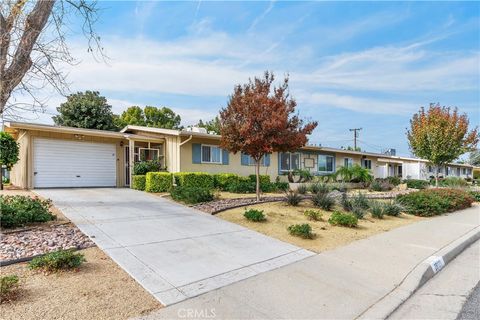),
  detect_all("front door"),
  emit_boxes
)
[125,146,130,186]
